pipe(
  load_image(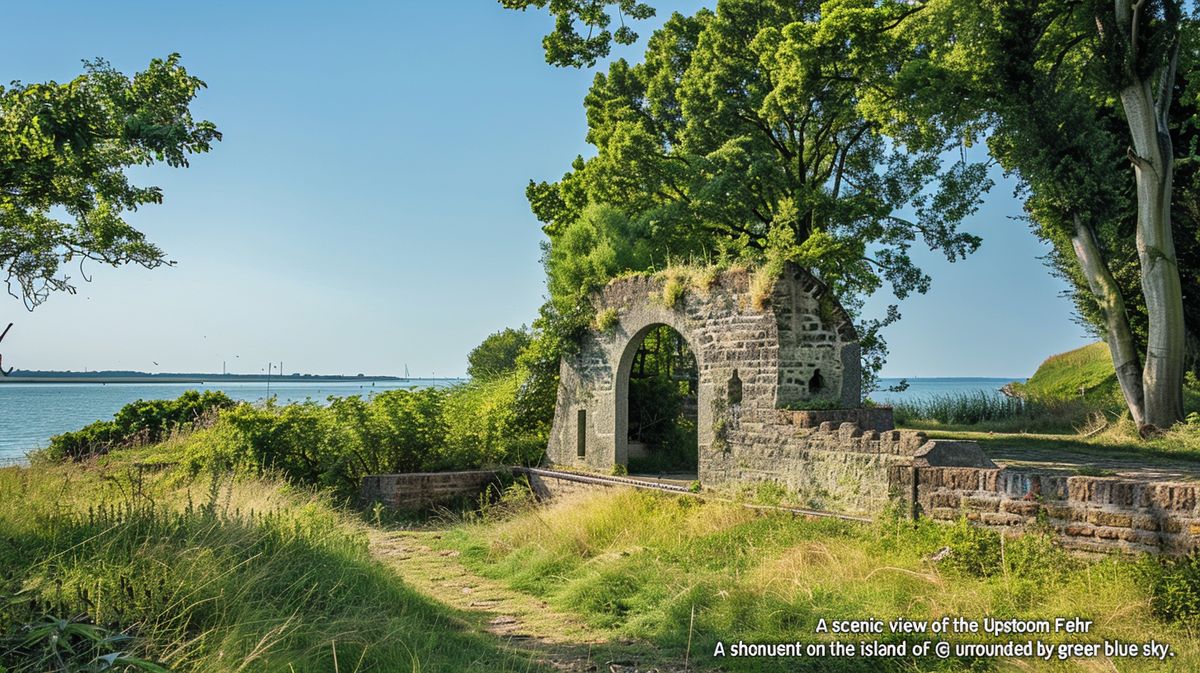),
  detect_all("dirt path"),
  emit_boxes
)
[370,530,696,673]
